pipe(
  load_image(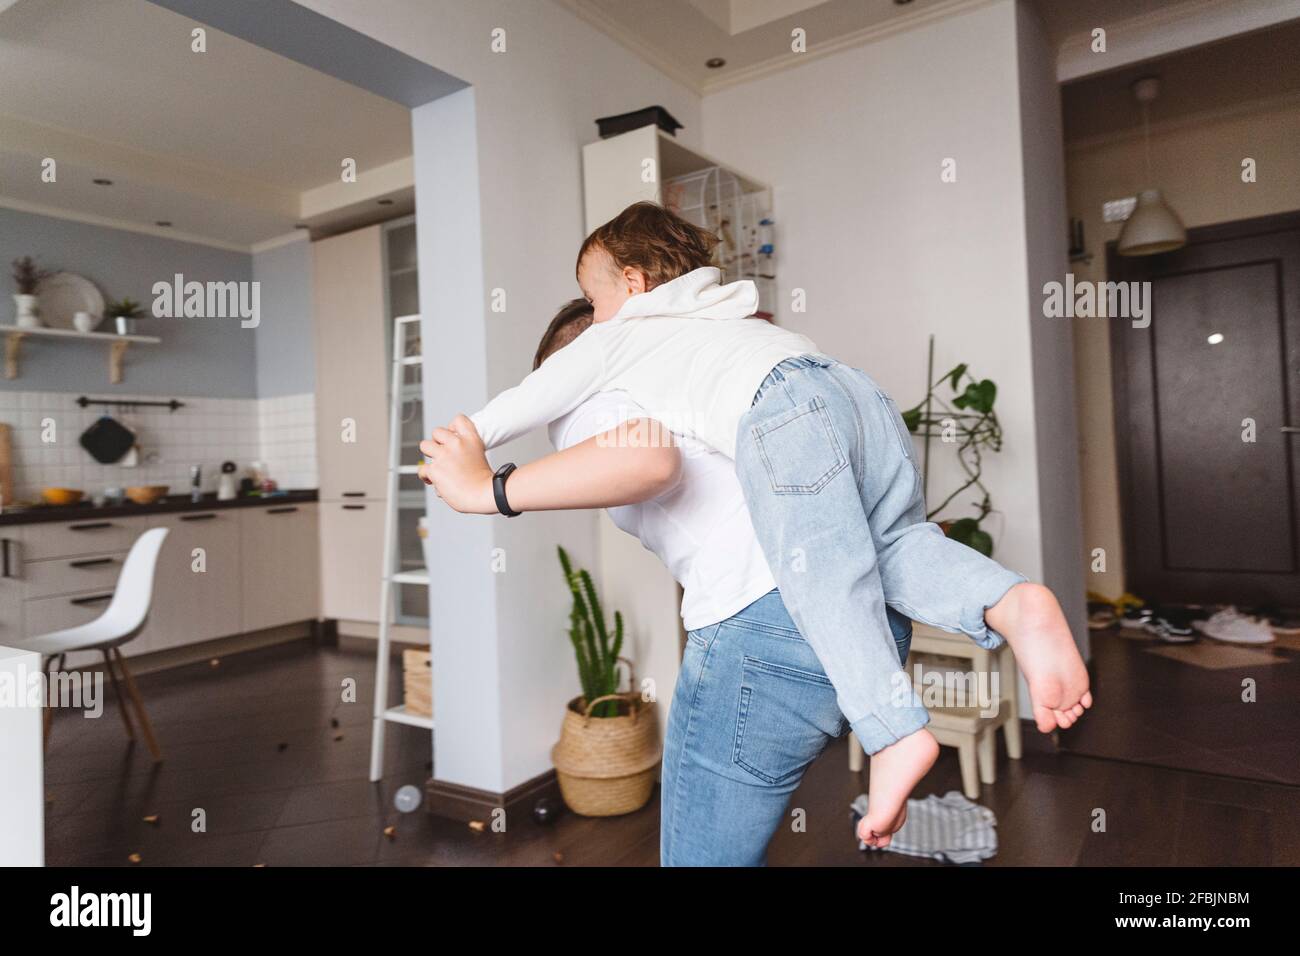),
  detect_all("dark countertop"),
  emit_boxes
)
[0,489,319,527]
